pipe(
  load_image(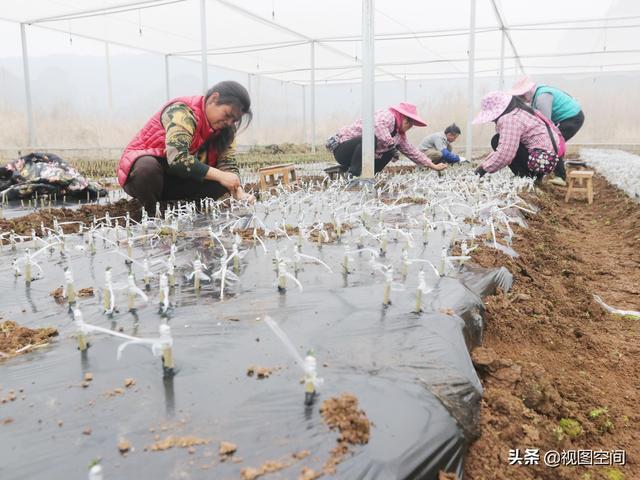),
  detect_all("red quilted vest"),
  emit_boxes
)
[117,95,219,186]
